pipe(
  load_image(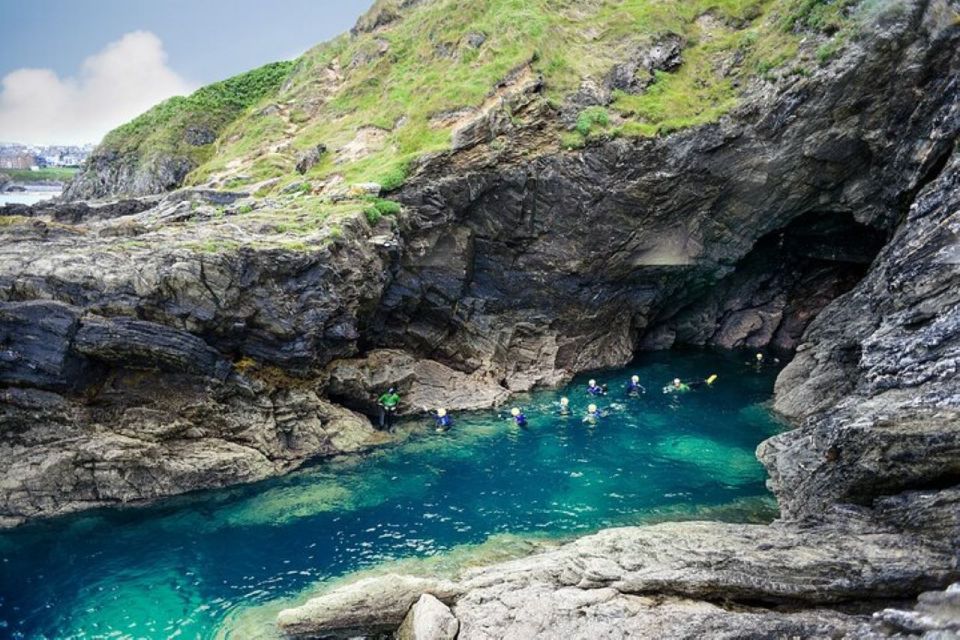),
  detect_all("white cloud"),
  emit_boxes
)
[0,31,195,145]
